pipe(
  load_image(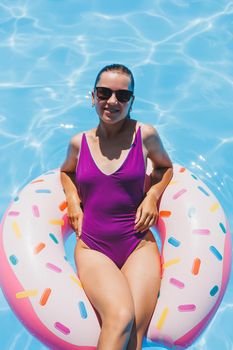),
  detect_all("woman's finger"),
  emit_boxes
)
[147,216,157,229]
[77,216,83,237]
[69,216,79,235]
[134,212,149,230]
[135,206,142,224]
[135,213,156,232]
